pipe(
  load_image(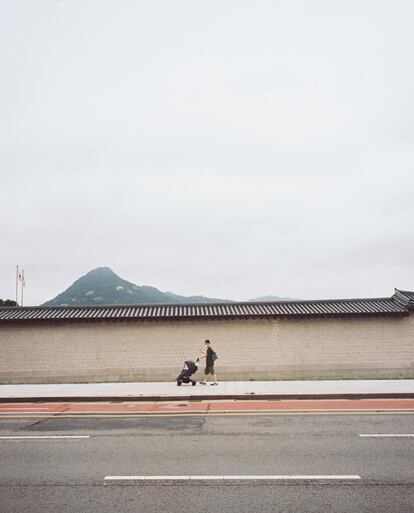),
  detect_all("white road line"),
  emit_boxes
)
[2,412,413,419]
[104,475,361,481]
[0,411,56,414]
[0,407,51,409]
[359,434,414,438]
[1,406,49,410]
[1,408,413,415]
[0,435,90,439]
